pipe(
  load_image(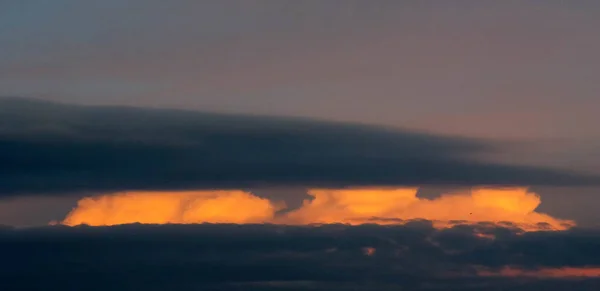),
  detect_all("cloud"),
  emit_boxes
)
[61,190,280,226]
[278,187,574,231]
[61,187,573,232]
[0,97,597,196]
[1,223,599,291]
